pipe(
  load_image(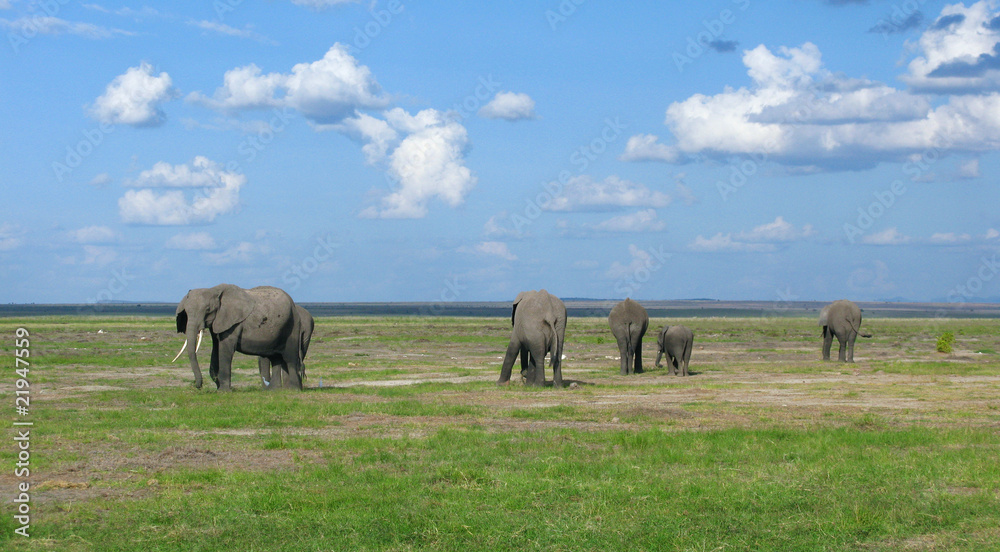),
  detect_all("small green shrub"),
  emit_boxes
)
[936,331,955,354]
